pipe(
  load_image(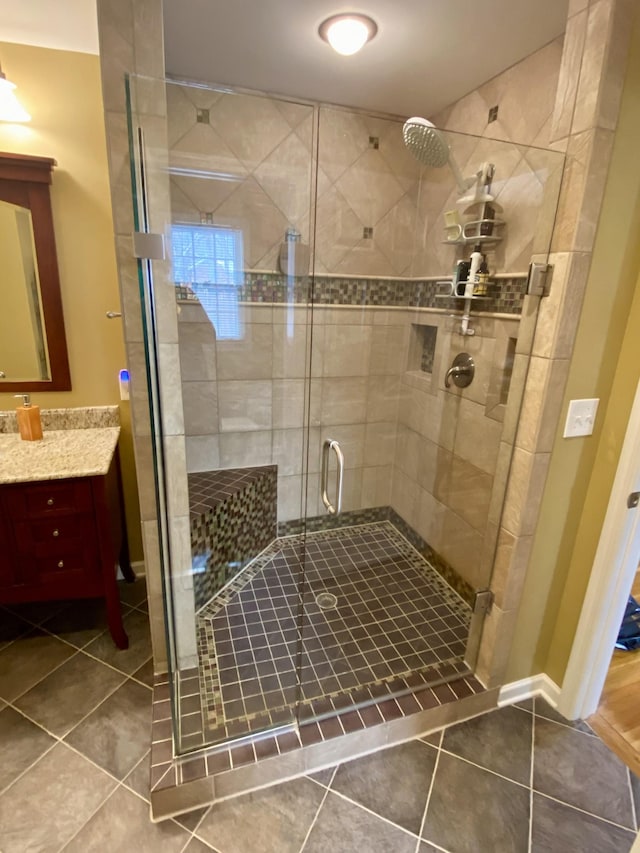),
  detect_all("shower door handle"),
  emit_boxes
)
[321,438,344,515]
